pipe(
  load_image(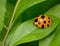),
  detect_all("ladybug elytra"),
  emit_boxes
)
[33,15,52,28]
